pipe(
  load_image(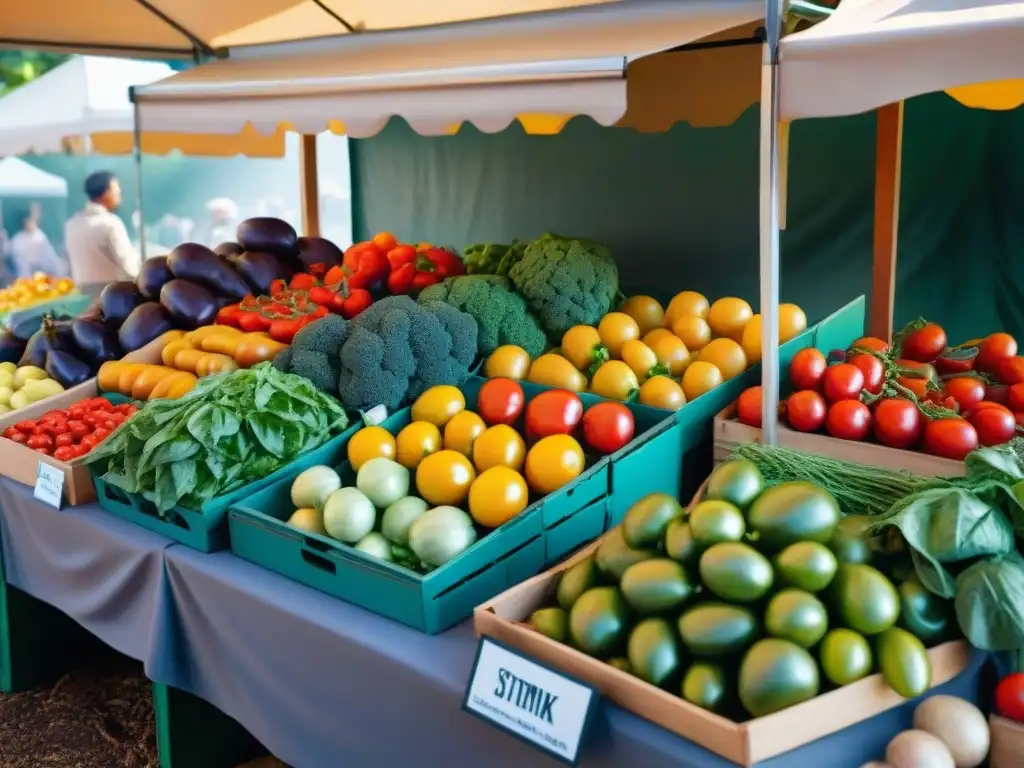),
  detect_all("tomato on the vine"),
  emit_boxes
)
[922,419,978,460]
[850,336,889,354]
[1008,383,1024,412]
[581,402,635,455]
[975,333,1018,373]
[873,398,923,450]
[996,674,1024,724]
[785,391,827,433]
[900,323,947,363]
[826,400,871,441]
[942,376,986,412]
[823,363,865,403]
[847,354,885,395]
[997,356,1024,386]
[968,400,1012,417]
[969,407,1017,447]
[736,386,763,428]
[789,349,827,391]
